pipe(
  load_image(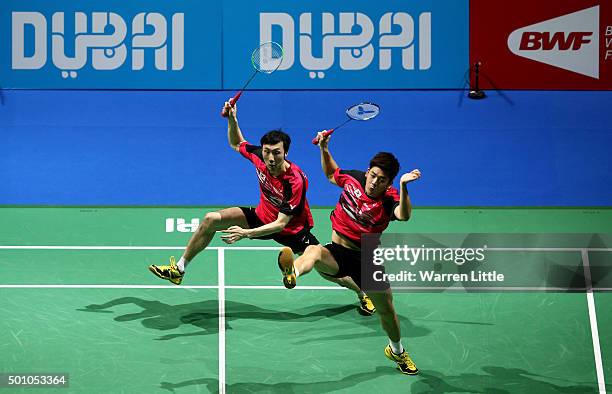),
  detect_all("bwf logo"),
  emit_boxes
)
[519,32,593,51]
[11,11,184,79]
[260,12,432,79]
[507,6,599,78]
